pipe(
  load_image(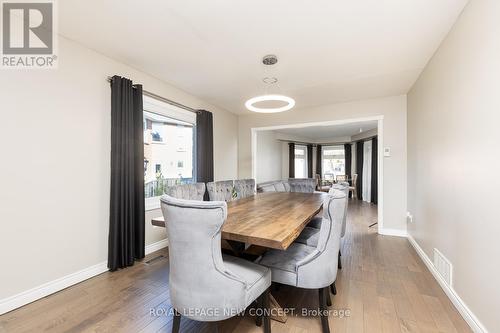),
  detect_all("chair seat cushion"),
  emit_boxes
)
[294,227,320,247]
[223,254,271,305]
[307,216,322,229]
[257,243,316,286]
